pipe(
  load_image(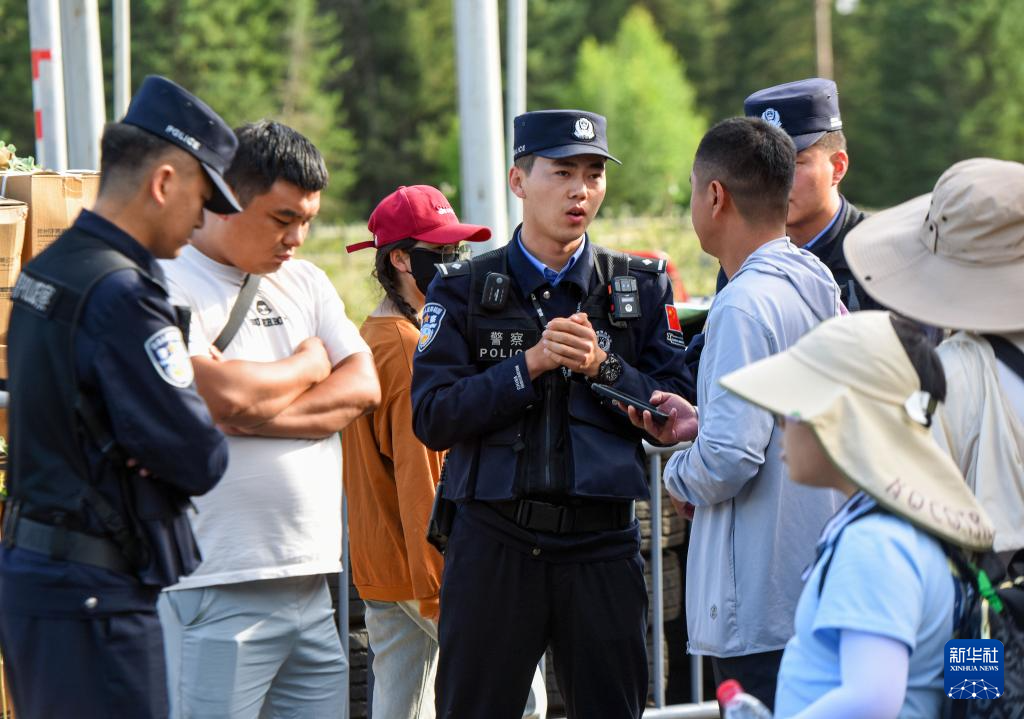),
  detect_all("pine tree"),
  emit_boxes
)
[327,0,460,217]
[834,0,1024,206]
[0,2,38,155]
[574,6,706,215]
[127,0,357,220]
